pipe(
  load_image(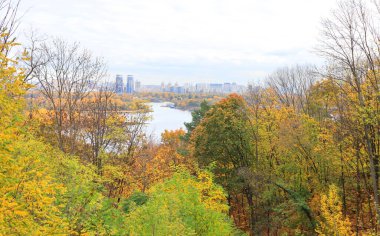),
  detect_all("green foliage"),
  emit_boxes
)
[184,100,211,141]
[52,155,127,235]
[191,94,255,192]
[125,171,242,236]
[122,191,149,213]
[0,129,127,235]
